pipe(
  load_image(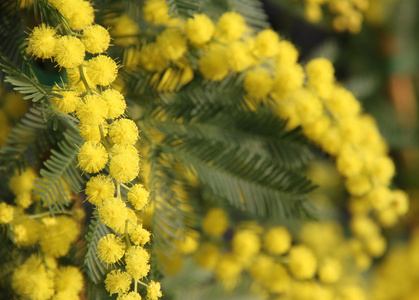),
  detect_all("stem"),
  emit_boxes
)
[121,183,131,190]
[124,219,131,249]
[19,210,72,219]
[78,65,91,95]
[138,280,149,287]
[117,181,121,199]
[134,279,138,293]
